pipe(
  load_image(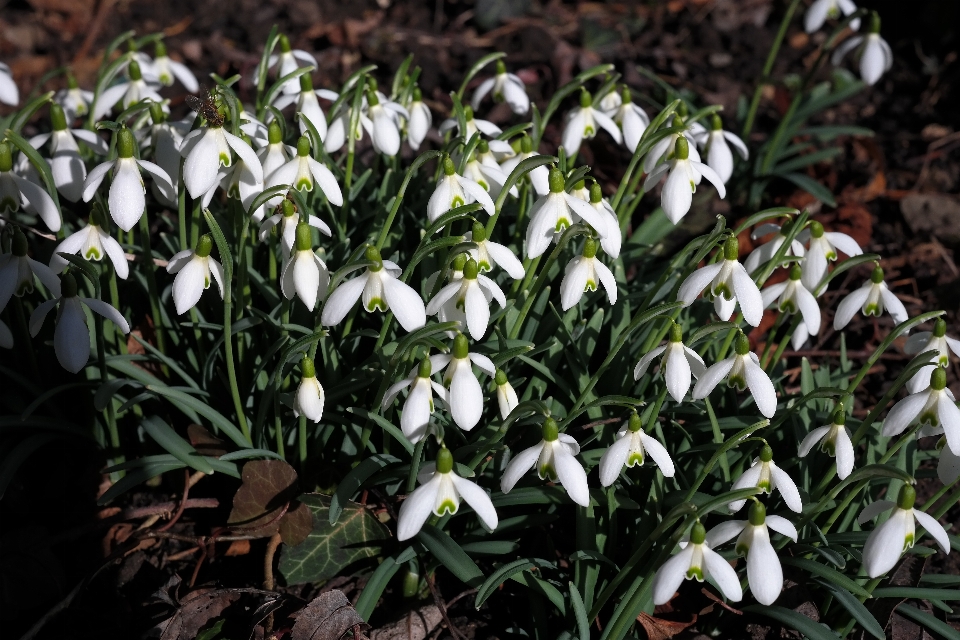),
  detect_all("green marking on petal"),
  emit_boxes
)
[727,375,747,391]
[735,543,749,556]
[585,279,597,292]
[204,276,210,288]
[825,249,837,261]
[821,440,836,457]
[452,195,465,208]
[296,177,313,191]
[864,303,881,317]
[757,479,772,493]
[84,247,102,260]
[685,566,704,581]
[584,125,595,136]
[779,300,797,314]
[555,218,570,233]
[903,533,914,551]
[435,499,458,516]
[918,410,939,427]
[219,152,231,166]
[627,452,644,467]
[538,464,558,482]
[366,297,387,312]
